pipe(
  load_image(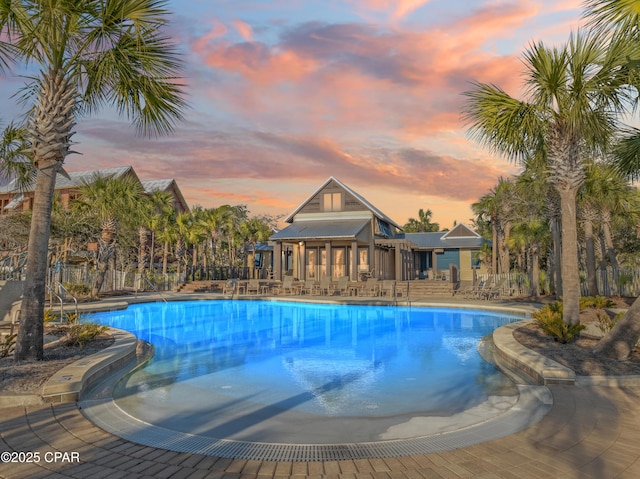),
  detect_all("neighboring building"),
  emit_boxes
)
[403,223,486,282]
[0,166,189,215]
